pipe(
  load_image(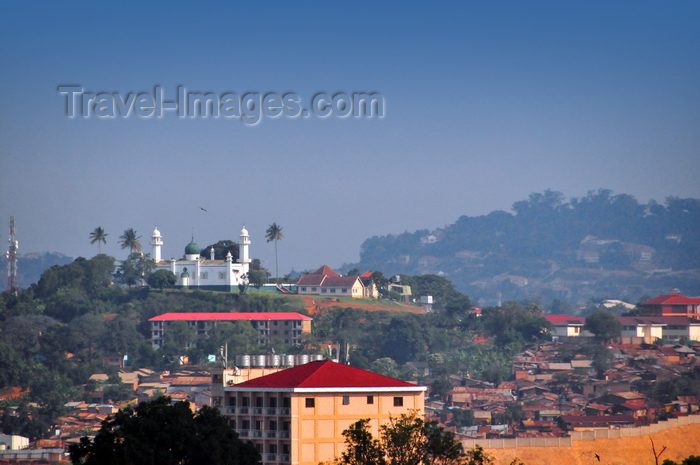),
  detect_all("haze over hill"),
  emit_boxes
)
[342,189,700,307]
